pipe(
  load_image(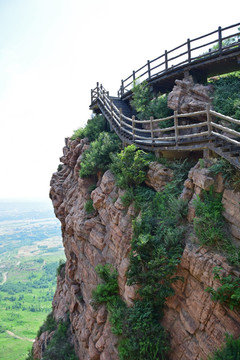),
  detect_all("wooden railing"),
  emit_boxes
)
[91,83,240,151]
[118,23,240,97]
